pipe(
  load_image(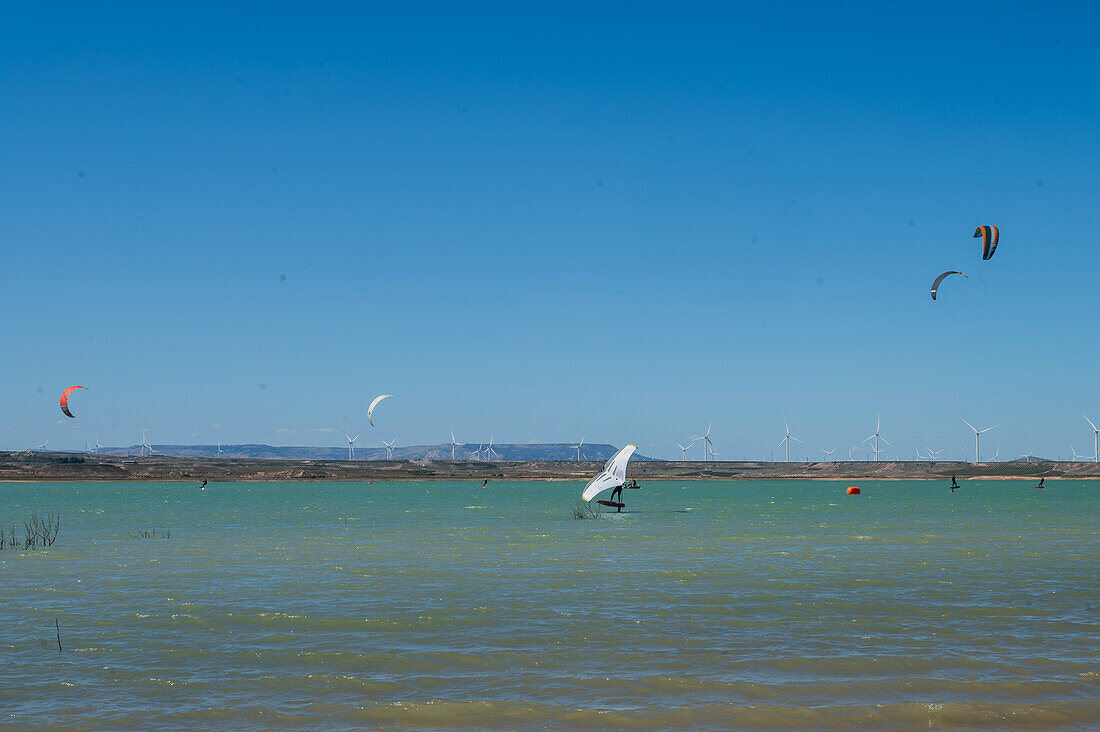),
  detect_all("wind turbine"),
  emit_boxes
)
[776,419,802,462]
[571,435,586,461]
[36,439,49,452]
[989,449,999,462]
[1084,415,1099,463]
[691,423,714,462]
[962,419,996,463]
[1018,450,1034,463]
[927,447,944,464]
[141,431,155,456]
[676,440,696,462]
[1071,446,1085,461]
[485,434,499,461]
[345,433,359,460]
[861,416,890,462]
[217,443,224,457]
[94,434,102,454]
[449,430,464,460]
[384,438,397,459]
[470,441,484,460]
